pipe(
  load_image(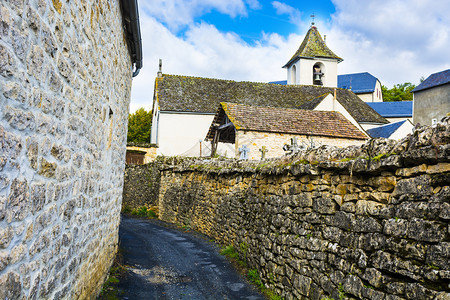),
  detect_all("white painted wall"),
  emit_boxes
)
[389,120,414,140]
[385,117,413,123]
[156,112,215,156]
[287,58,338,87]
[314,94,368,135]
[356,80,383,102]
